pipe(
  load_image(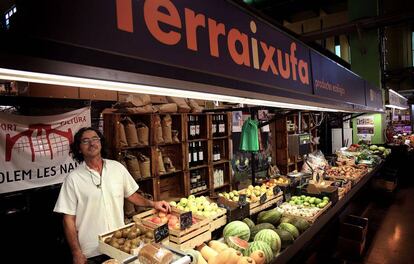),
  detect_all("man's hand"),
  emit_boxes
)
[72,250,87,264]
[154,200,171,213]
